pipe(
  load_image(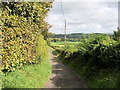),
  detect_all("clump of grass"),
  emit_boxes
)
[2,54,52,88]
